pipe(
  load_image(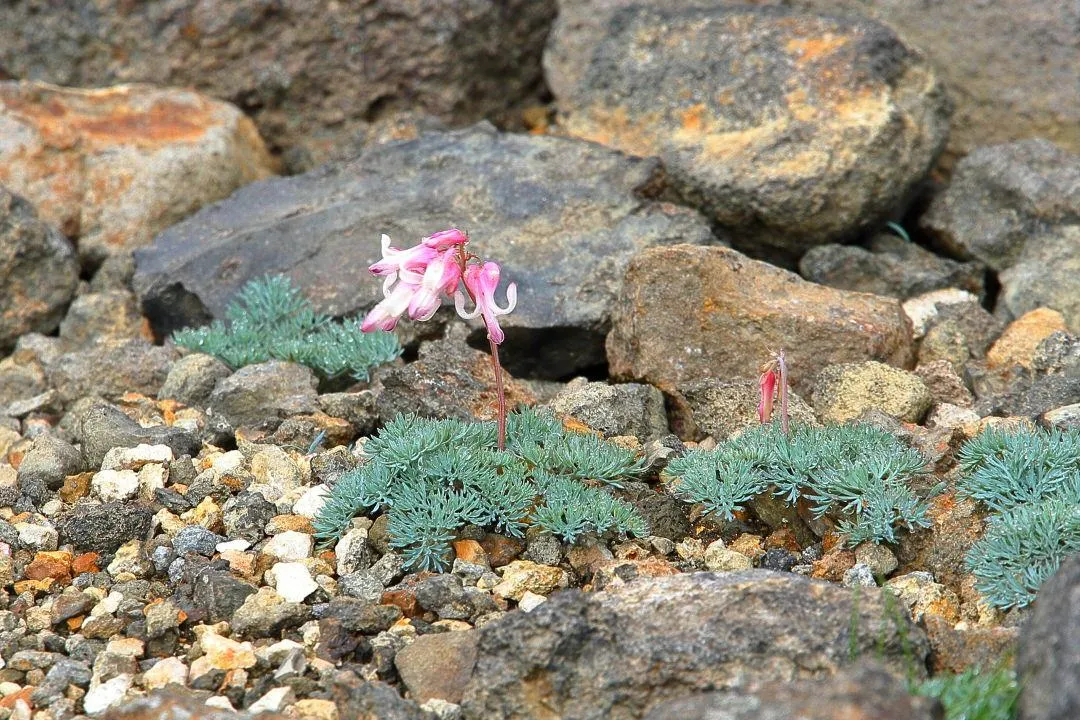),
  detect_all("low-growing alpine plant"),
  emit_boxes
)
[313,407,648,571]
[957,425,1080,609]
[172,274,401,382]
